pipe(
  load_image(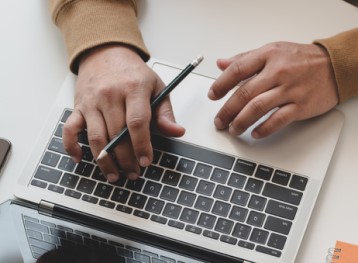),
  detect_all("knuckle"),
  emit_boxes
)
[250,99,266,116]
[88,132,106,147]
[235,86,252,104]
[230,120,246,135]
[127,114,149,130]
[272,110,289,127]
[229,61,244,77]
